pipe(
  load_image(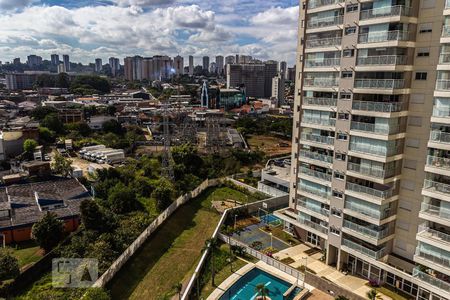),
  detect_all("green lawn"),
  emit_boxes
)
[375,285,411,300]
[207,186,262,204]
[8,240,43,269]
[108,186,251,300]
